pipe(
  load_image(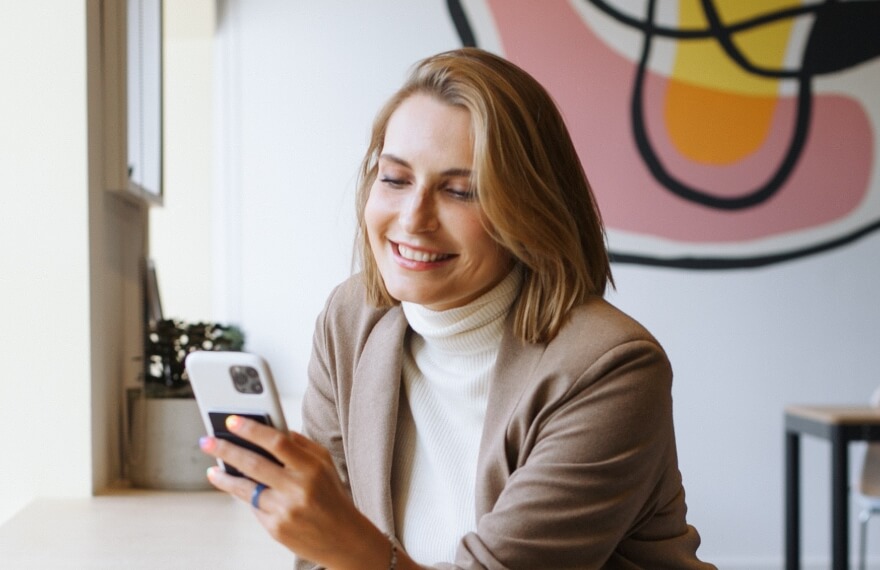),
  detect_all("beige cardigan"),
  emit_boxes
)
[298,275,715,569]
